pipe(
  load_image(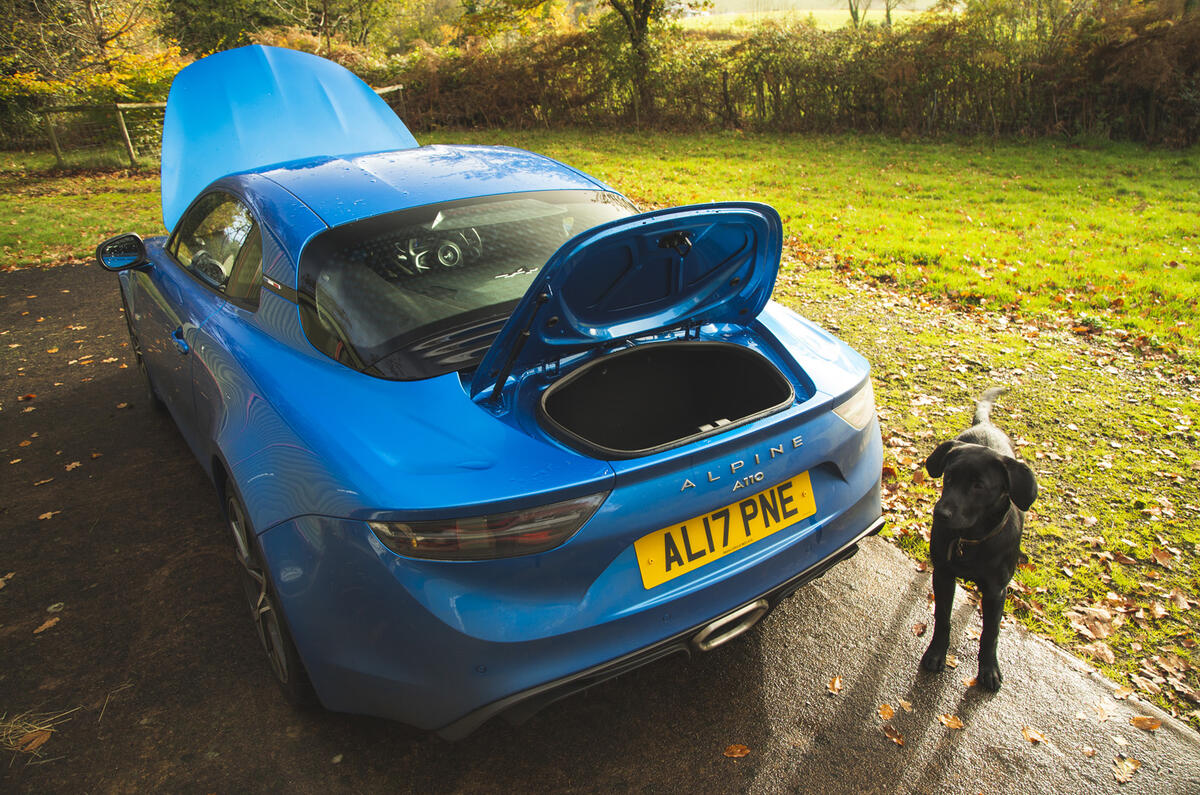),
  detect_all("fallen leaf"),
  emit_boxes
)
[1114,686,1134,700]
[90,452,102,459]
[912,622,927,637]
[19,440,31,447]
[34,616,59,634]
[1131,674,1162,695]
[882,725,904,746]
[828,676,843,694]
[17,393,36,401]
[38,511,60,520]
[331,753,343,764]
[1082,746,1096,758]
[897,699,912,712]
[1130,716,1162,731]
[1113,755,1141,783]
[1150,548,1175,568]
[945,654,959,669]
[9,459,20,464]
[938,714,964,729]
[1022,726,1046,744]
[723,744,750,758]
[46,347,58,353]
[963,676,978,688]
[1080,641,1116,664]
[65,461,81,471]
[33,478,53,486]
[878,703,895,720]
[1111,734,1129,747]
[17,729,52,753]
[116,402,129,409]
